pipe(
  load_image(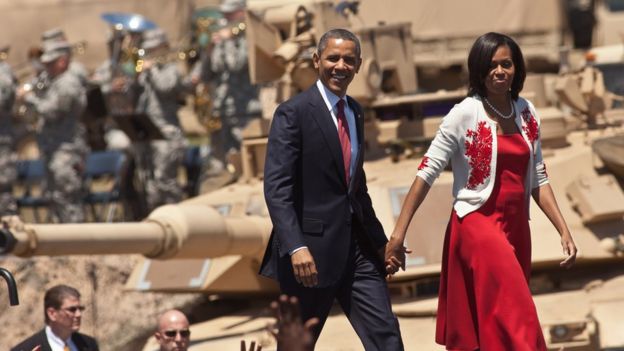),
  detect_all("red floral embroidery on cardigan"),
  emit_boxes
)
[521,107,539,143]
[418,156,429,170]
[464,121,492,189]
